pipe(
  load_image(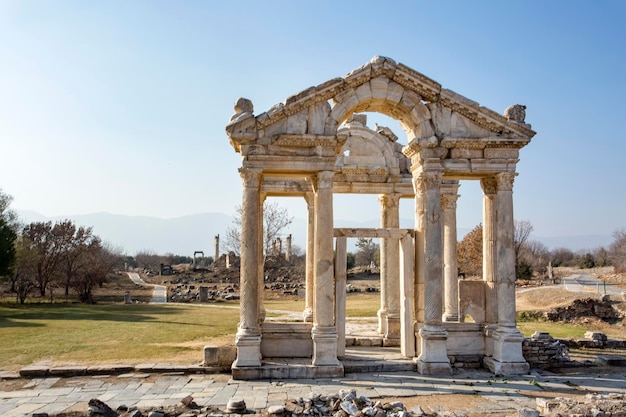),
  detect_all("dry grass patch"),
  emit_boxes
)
[0,303,239,370]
